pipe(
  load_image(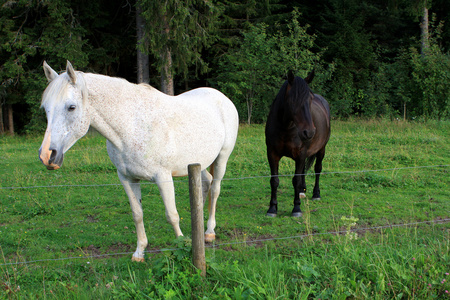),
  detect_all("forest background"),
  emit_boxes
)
[1,0,450,135]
